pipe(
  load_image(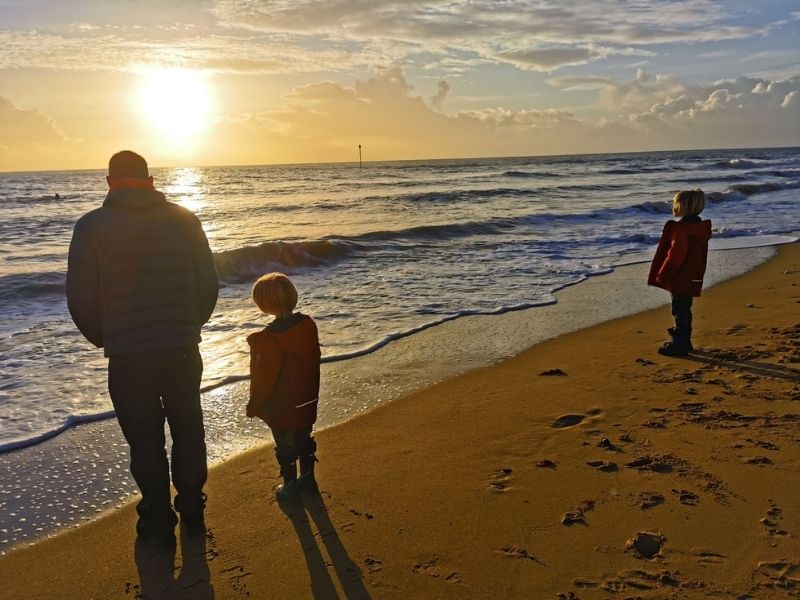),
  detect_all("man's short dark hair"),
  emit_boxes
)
[108,150,149,179]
